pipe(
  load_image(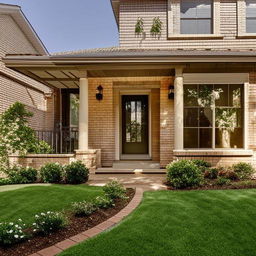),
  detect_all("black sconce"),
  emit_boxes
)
[96,85,103,100]
[168,85,174,99]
